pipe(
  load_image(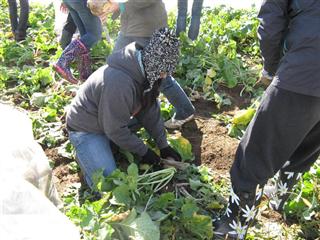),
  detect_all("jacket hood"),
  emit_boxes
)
[107,43,146,86]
